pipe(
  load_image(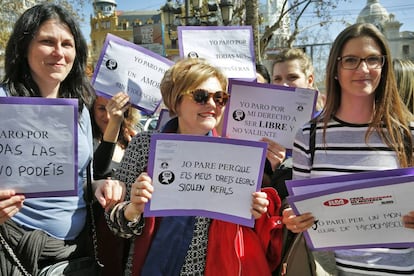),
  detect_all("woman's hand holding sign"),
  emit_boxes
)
[123,172,270,222]
[282,207,315,234]
[125,172,154,222]
[403,211,414,229]
[0,190,25,224]
[251,191,270,219]
[261,137,286,171]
